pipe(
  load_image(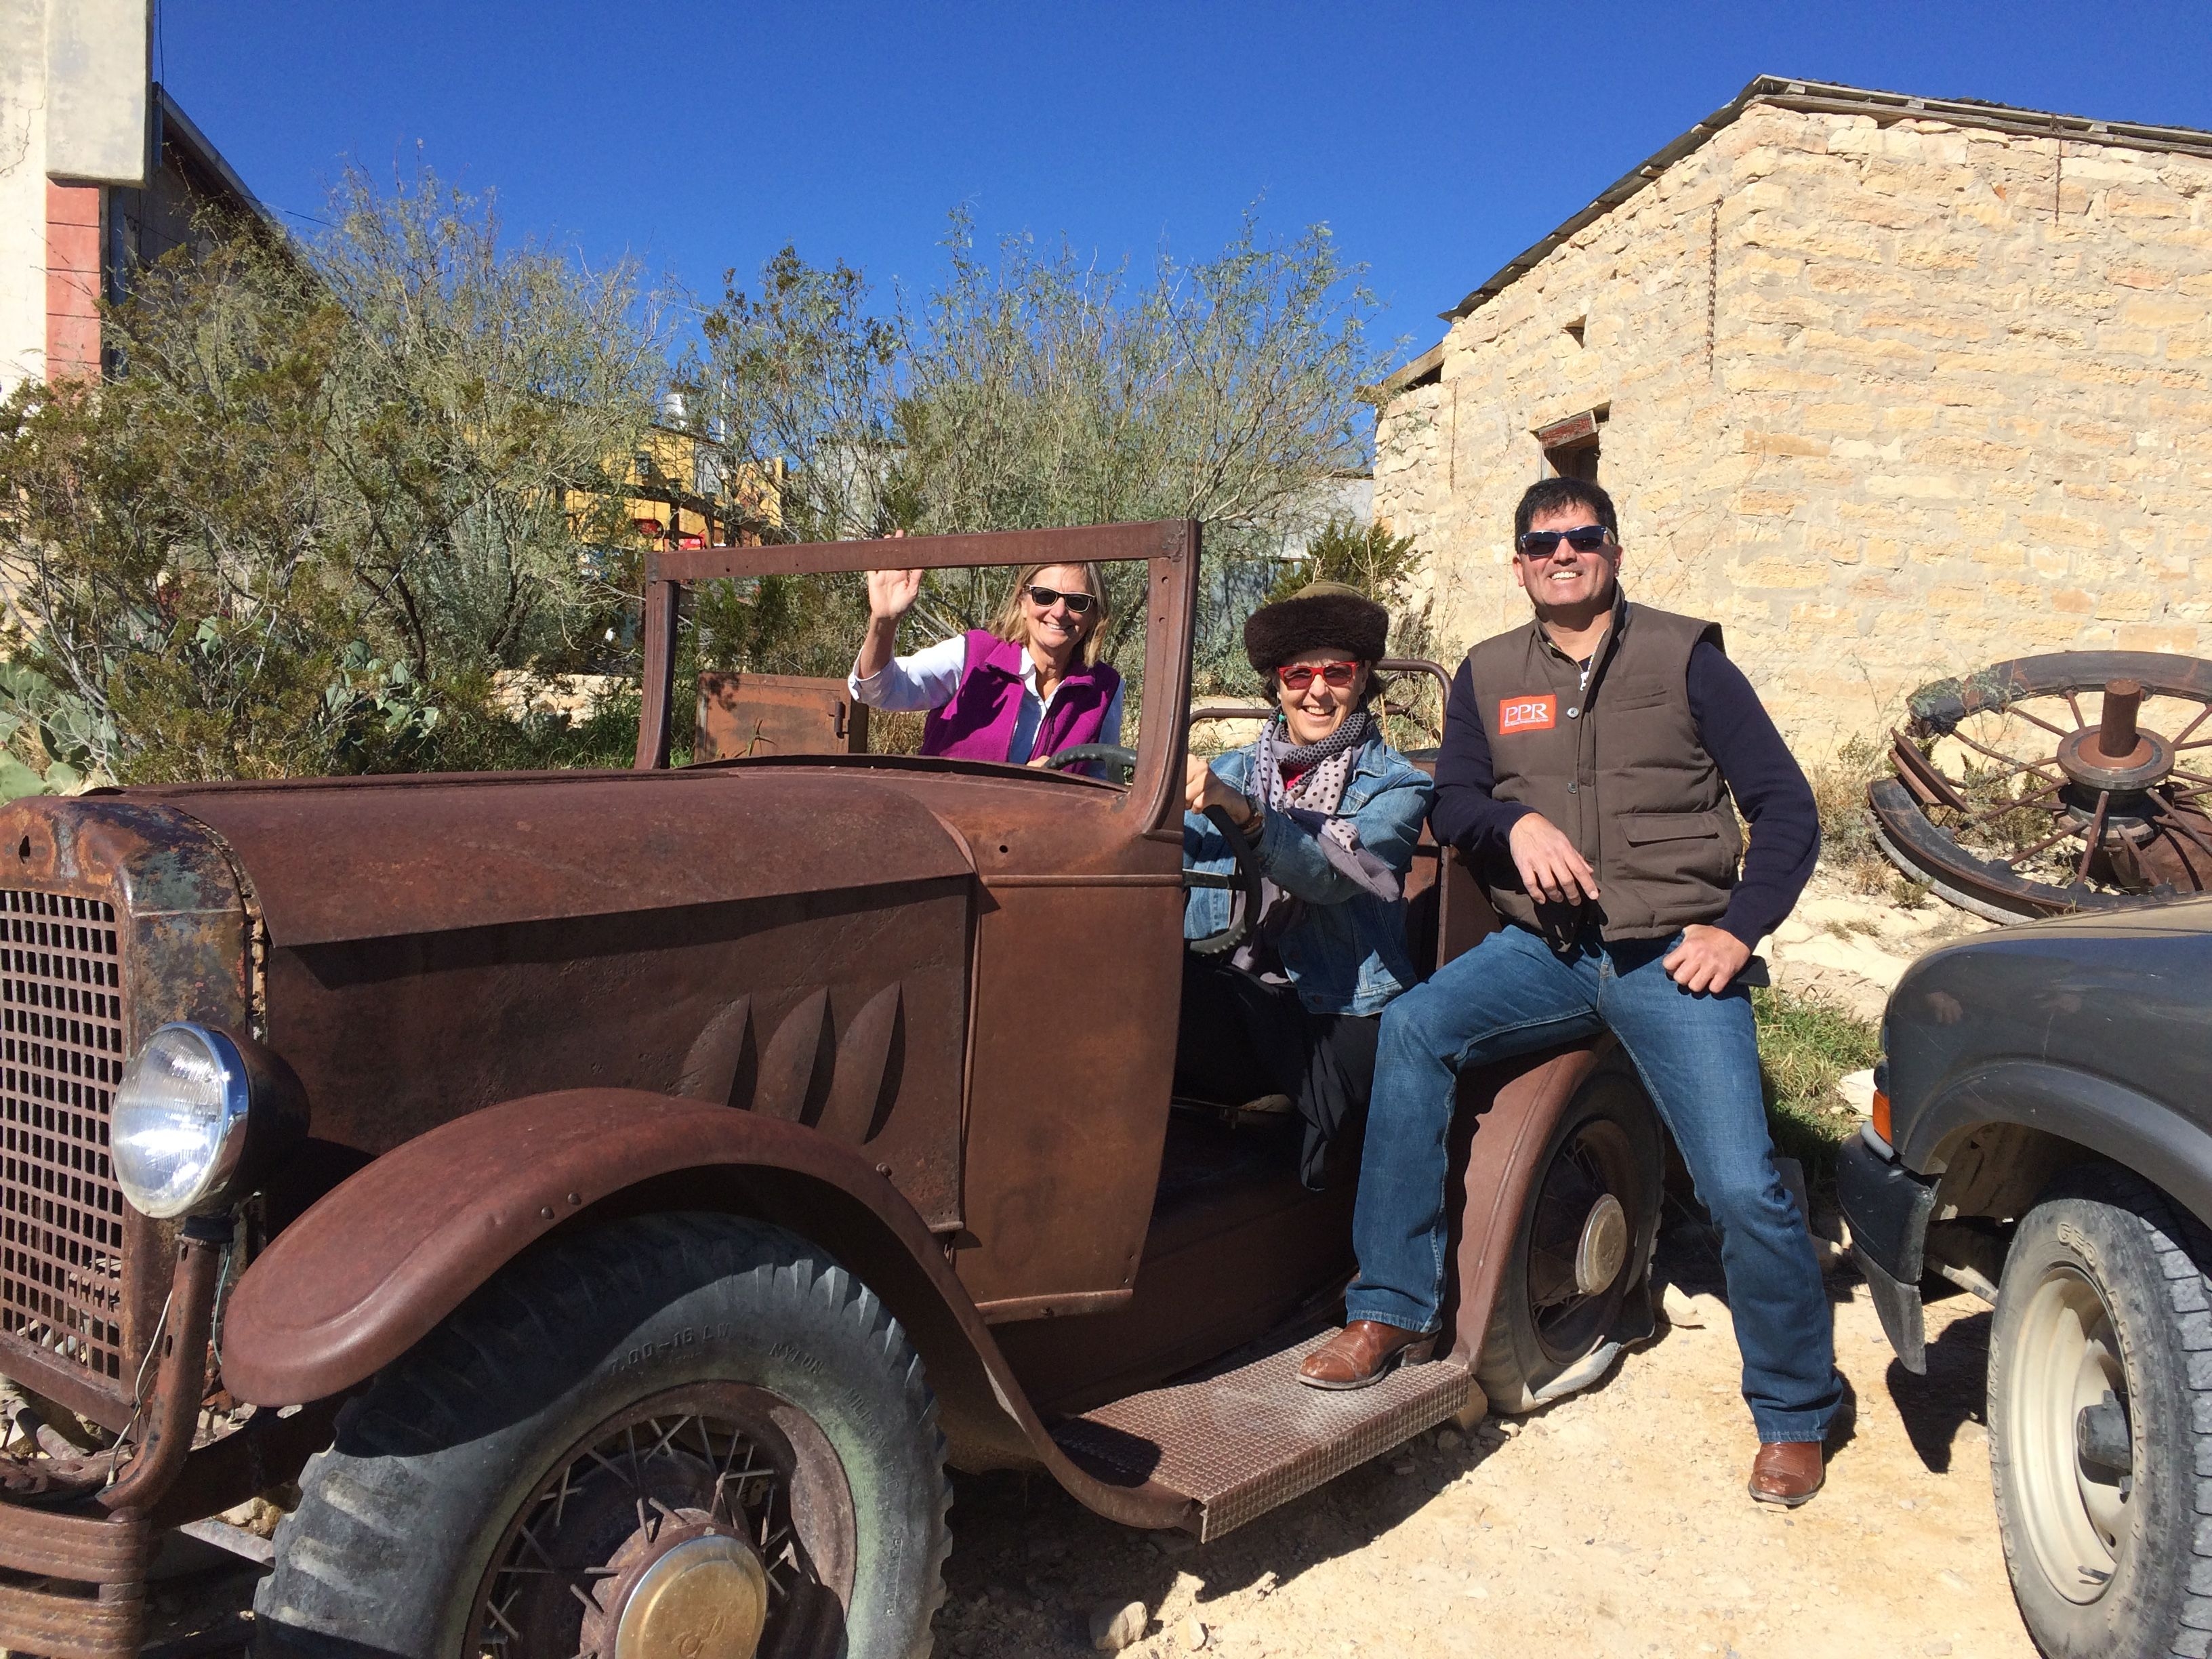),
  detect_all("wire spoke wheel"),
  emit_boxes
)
[1869,651,2212,920]
[469,1380,856,1659]
[1477,1062,1663,1414]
